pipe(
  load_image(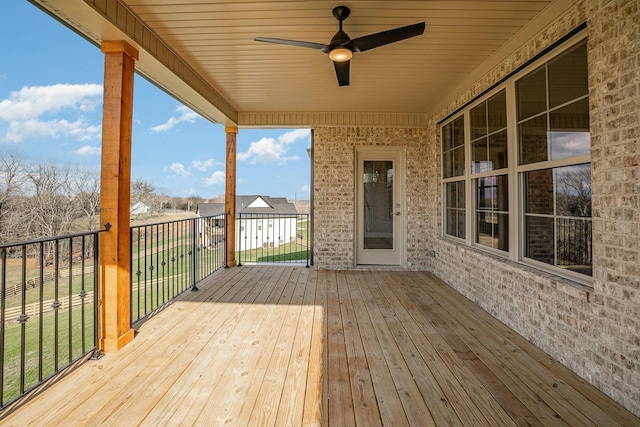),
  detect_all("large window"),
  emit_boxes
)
[441,37,591,280]
[471,90,509,251]
[442,116,465,239]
